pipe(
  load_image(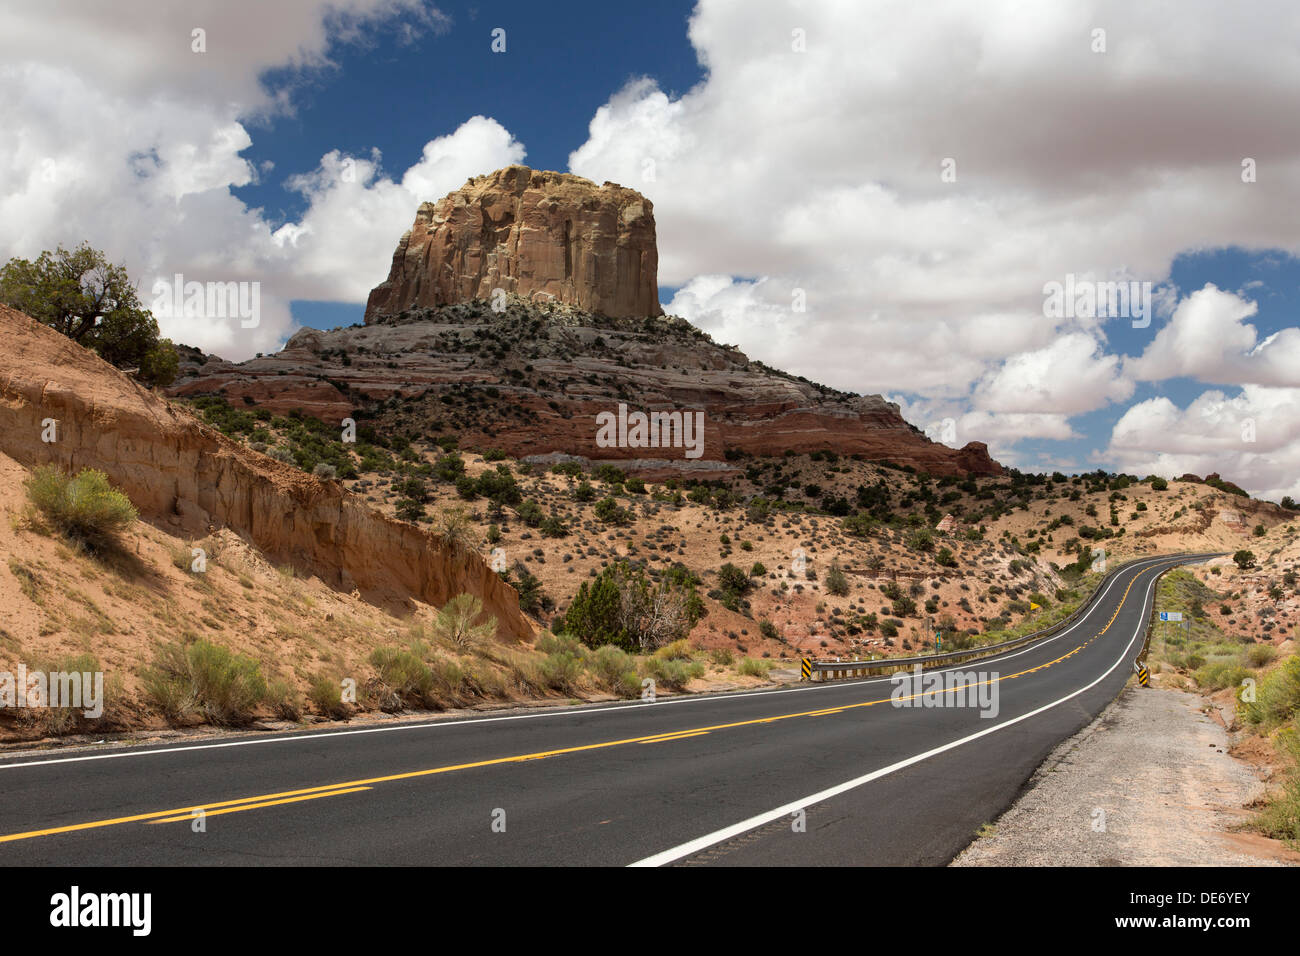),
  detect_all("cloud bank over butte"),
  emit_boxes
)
[1,0,1298,499]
